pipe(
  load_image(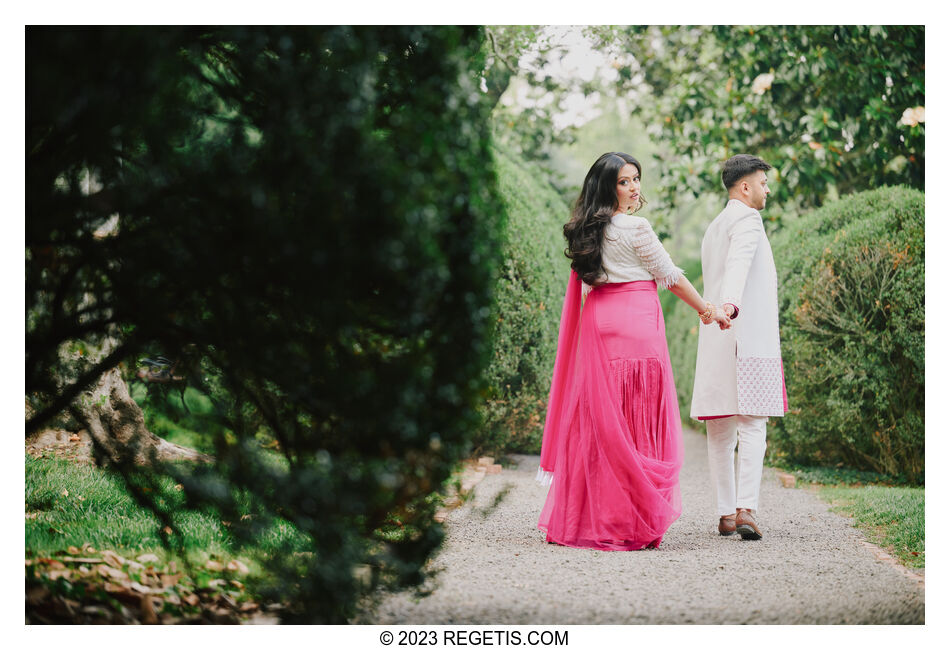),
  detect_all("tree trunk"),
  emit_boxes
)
[27,332,211,465]
[72,367,211,465]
